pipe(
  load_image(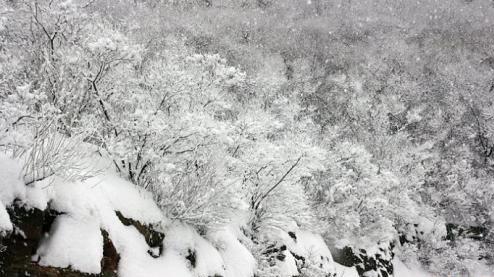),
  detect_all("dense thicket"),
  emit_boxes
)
[1,0,494,276]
